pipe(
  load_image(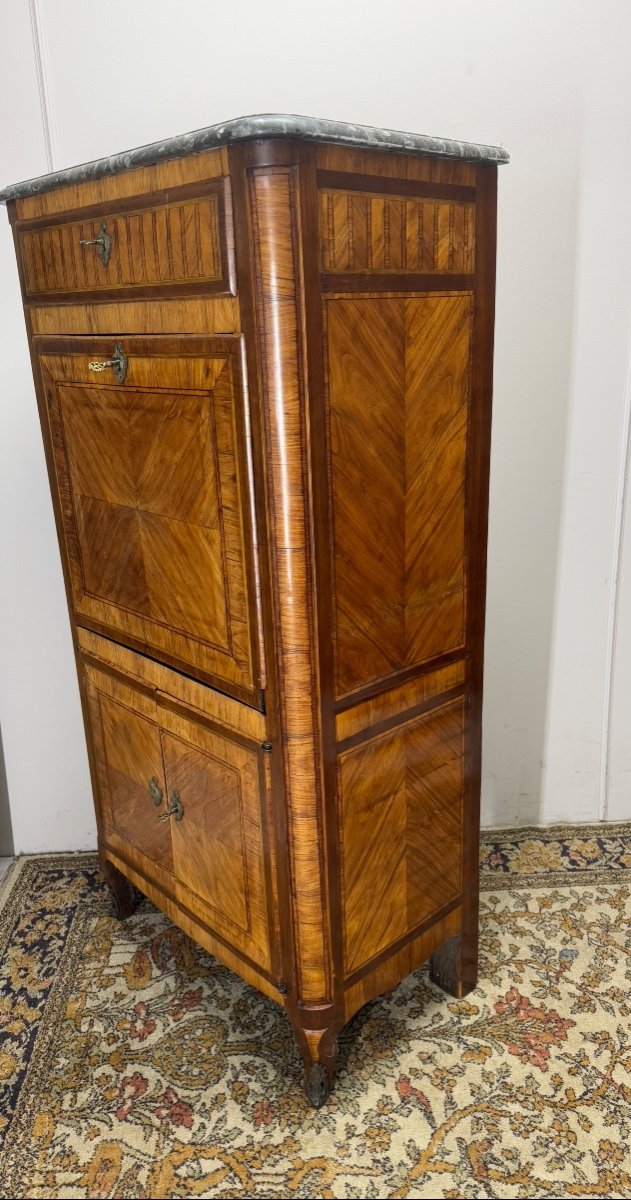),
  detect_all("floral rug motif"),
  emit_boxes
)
[1,824,631,1198]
